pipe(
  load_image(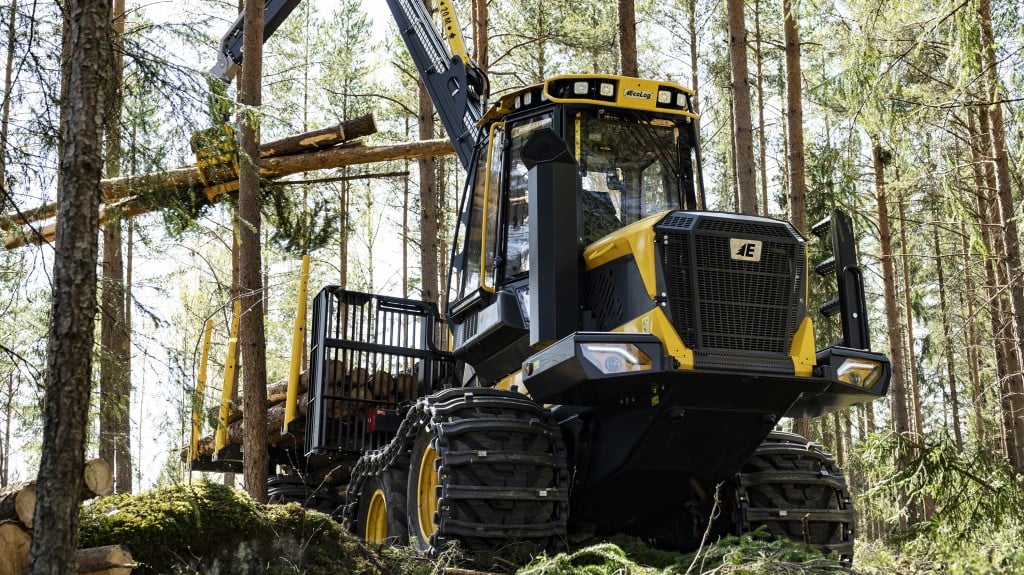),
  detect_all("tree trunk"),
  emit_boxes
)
[754,0,767,216]
[0,481,35,528]
[726,0,757,215]
[418,2,440,307]
[897,194,924,441]
[617,0,638,77]
[472,0,488,71]
[933,218,963,450]
[782,0,806,235]
[0,0,16,212]
[73,545,133,574]
[871,140,910,439]
[978,0,1024,471]
[0,521,30,575]
[28,0,111,571]
[237,0,268,504]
